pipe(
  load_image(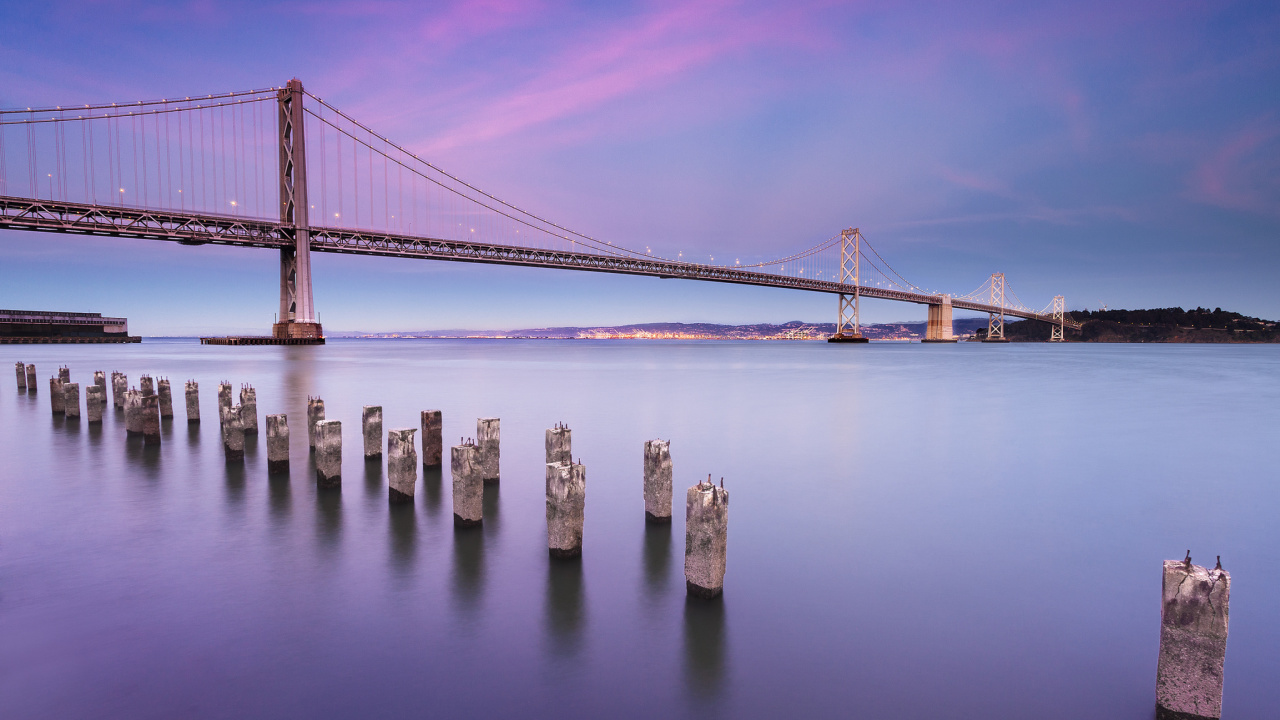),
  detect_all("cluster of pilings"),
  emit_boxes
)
[13,362,1234,715]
